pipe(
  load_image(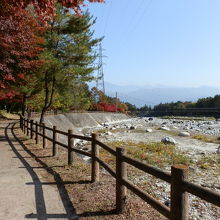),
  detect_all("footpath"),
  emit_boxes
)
[0,121,78,220]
